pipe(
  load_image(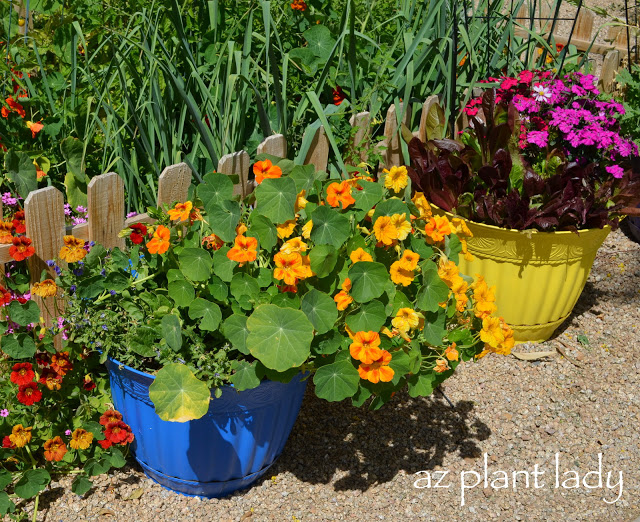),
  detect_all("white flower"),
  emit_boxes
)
[532,84,552,103]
